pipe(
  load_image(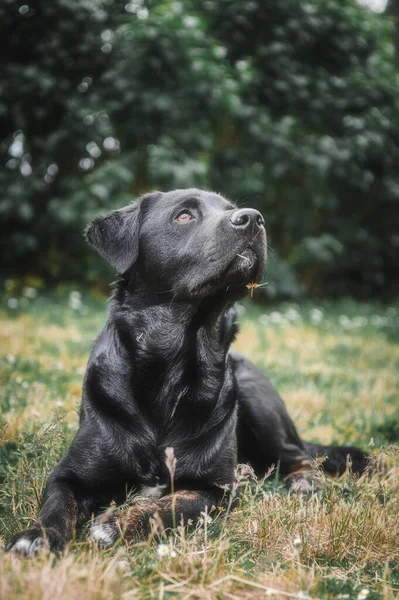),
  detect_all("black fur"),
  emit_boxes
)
[6,188,369,556]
